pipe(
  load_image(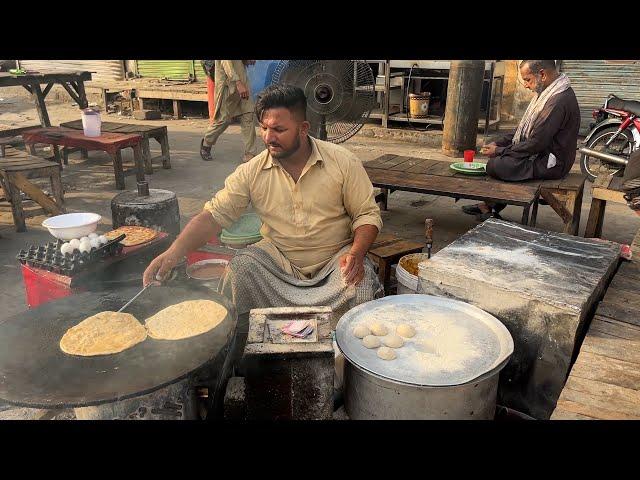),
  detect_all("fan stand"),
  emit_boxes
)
[318,116,328,141]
